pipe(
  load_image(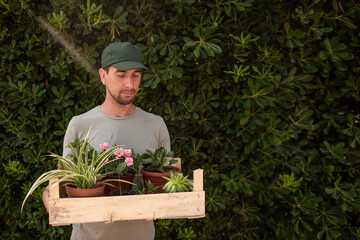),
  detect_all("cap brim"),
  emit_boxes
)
[112,61,149,71]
